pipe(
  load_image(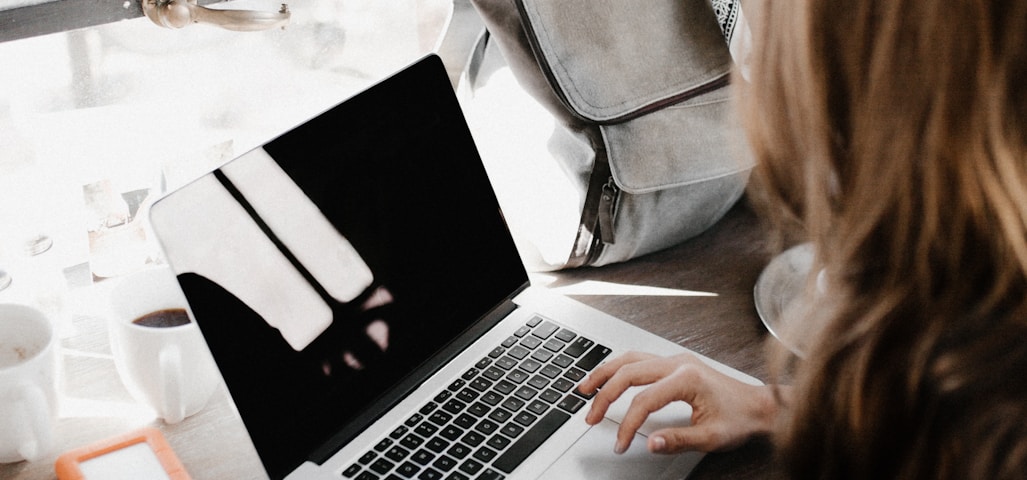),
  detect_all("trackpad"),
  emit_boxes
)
[537,419,703,480]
